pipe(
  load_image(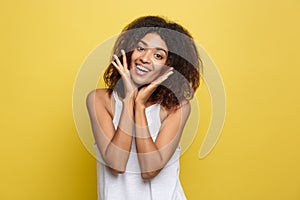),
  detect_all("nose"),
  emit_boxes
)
[140,50,151,63]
